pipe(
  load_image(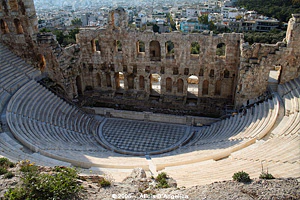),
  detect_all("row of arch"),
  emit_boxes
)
[76,73,224,96]
[0,18,24,34]
[91,39,226,58]
[1,0,26,14]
